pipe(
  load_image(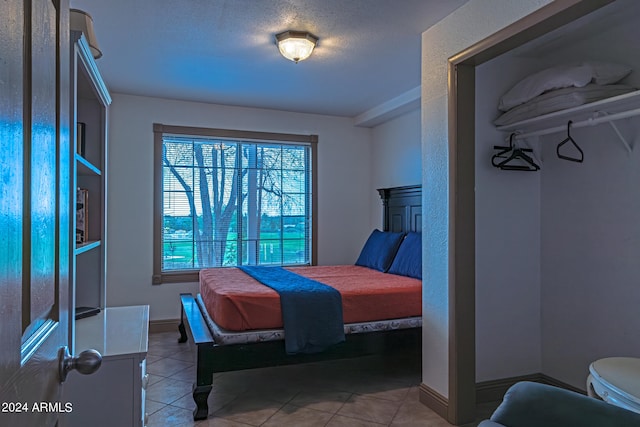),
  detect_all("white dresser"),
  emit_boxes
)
[63,305,150,427]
